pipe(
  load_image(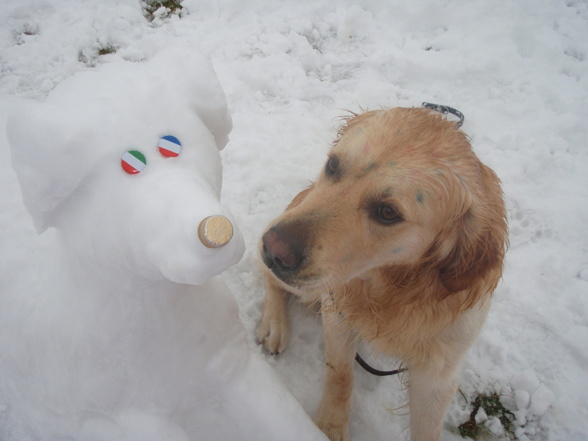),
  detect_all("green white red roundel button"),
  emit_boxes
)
[158,135,182,157]
[121,150,147,174]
